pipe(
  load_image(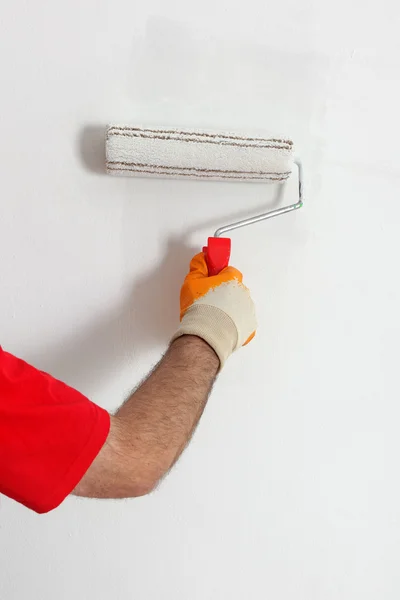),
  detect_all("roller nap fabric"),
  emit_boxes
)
[106,125,294,182]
